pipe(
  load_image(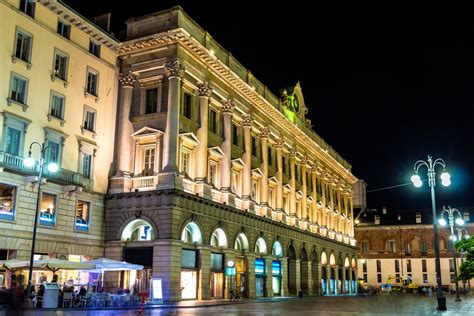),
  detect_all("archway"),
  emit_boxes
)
[255,238,267,254]
[181,222,202,243]
[272,241,284,296]
[287,244,298,295]
[234,233,249,251]
[211,228,228,248]
[320,251,328,295]
[273,241,283,257]
[300,246,310,295]
[121,219,155,241]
